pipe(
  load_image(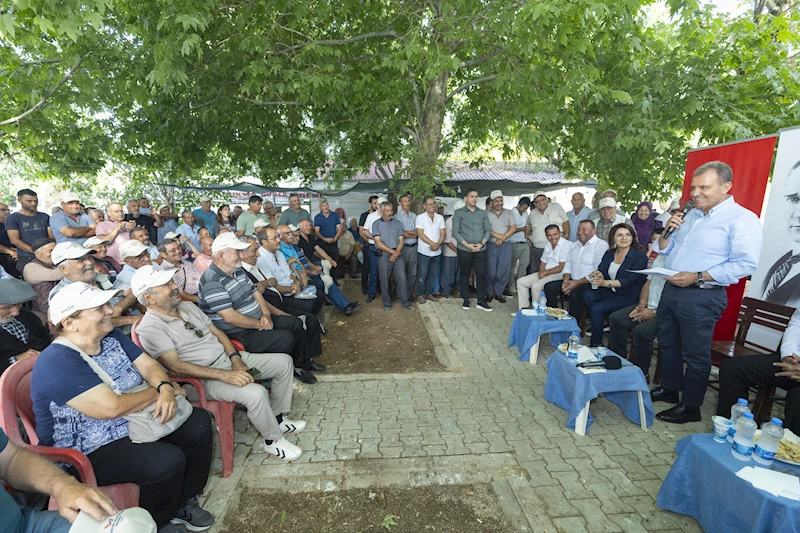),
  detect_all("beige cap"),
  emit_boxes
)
[51,242,95,265]
[532,191,548,200]
[69,507,156,533]
[119,240,150,260]
[253,218,269,229]
[288,224,299,232]
[200,196,211,203]
[49,282,122,325]
[131,264,176,297]
[163,231,179,240]
[62,192,81,204]
[212,232,251,254]
[157,204,169,212]
[83,236,110,247]
[668,198,680,211]
[599,197,617,209]
[489,190,503,200]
